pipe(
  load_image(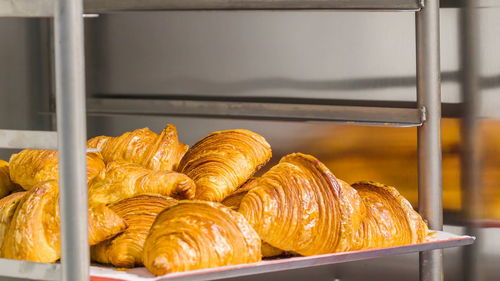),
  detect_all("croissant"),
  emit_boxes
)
[88,162,195,205]
[0,180,126,262]
[222,180,285,257]
[351,181,429,249]
[0,160,20,198]
[88,124,188,171]
[8,150,105,190]
[91,195,177,267]
[239,153,365,255]
[178,129,272,202]
[143,201,261,276]
[0,192,26,246]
